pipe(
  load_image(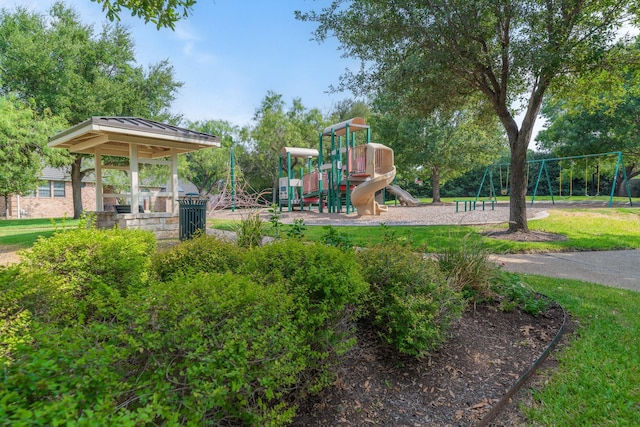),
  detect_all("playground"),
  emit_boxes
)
[276,117,419,216]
